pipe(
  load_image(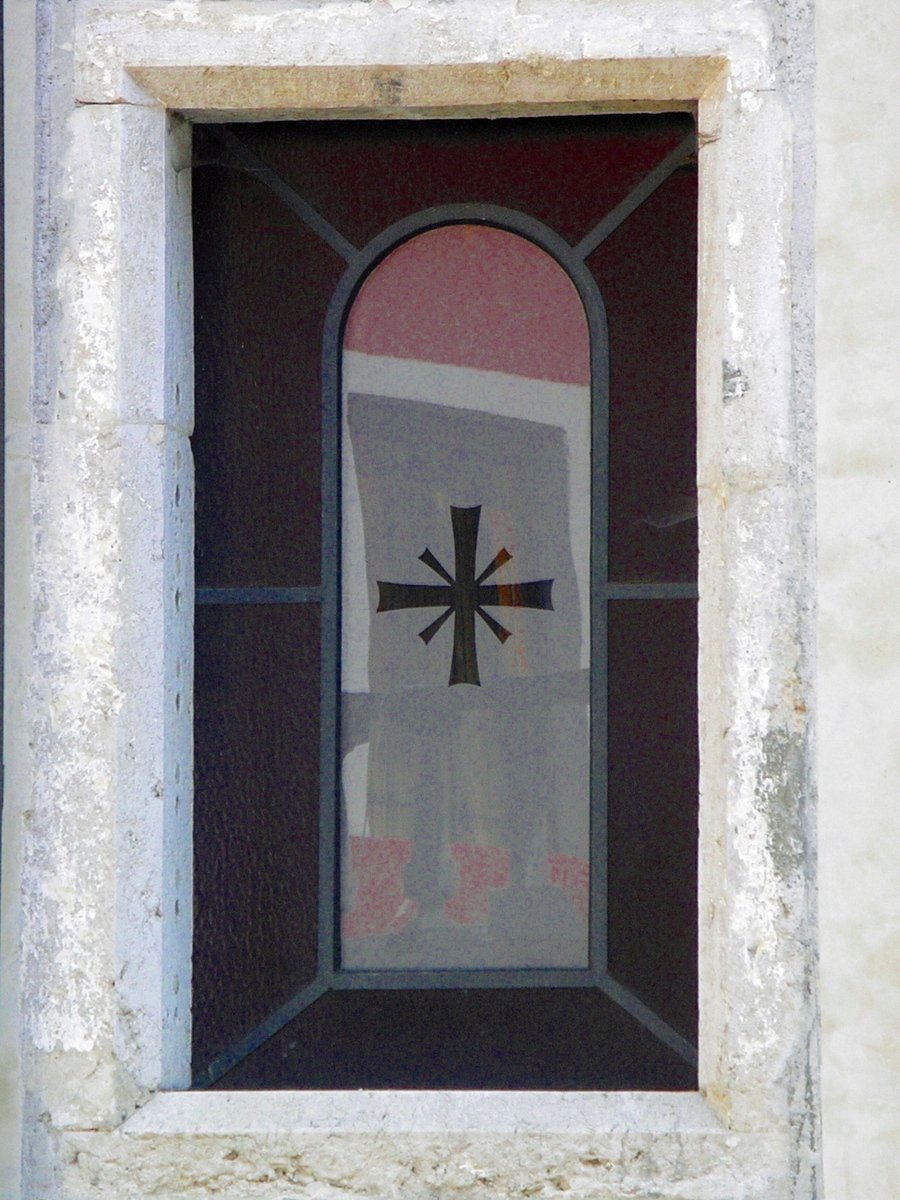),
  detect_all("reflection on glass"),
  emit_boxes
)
[339,226,591,970]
